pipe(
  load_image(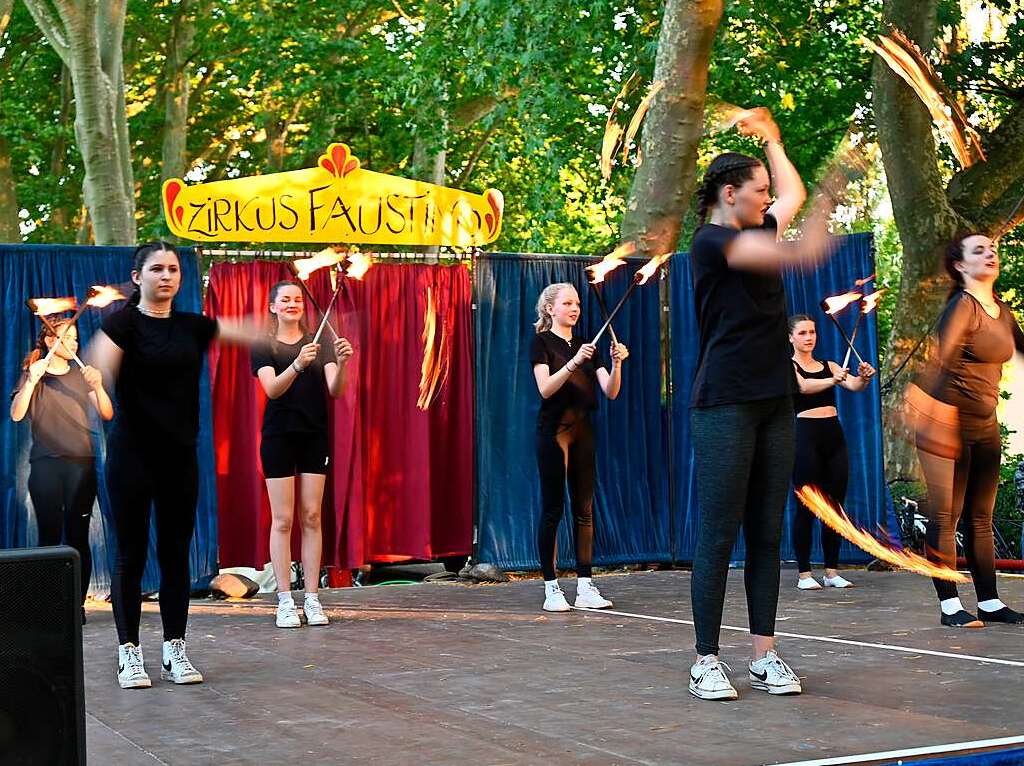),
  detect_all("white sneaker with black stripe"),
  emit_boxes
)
[749,650,802,695]
[161,639,203,684]
[117,643,151,689]
[688,655,738,700]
